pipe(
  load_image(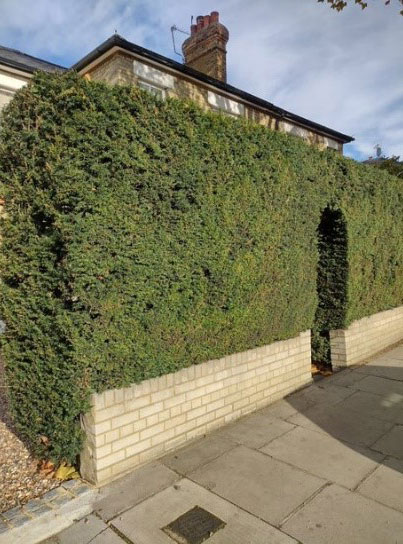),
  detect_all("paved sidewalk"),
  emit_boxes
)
[43,343,403,544]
